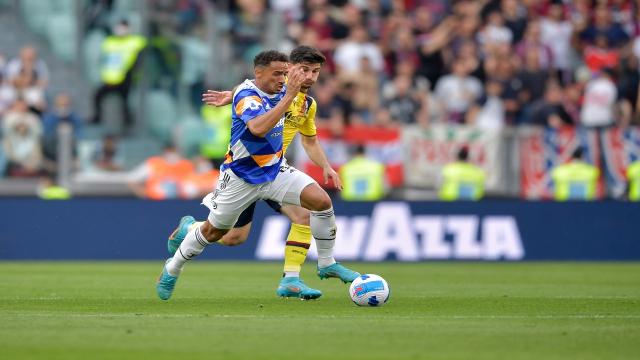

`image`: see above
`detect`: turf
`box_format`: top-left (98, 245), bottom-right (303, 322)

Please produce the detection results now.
top-left (0, 262), bottom-right (639, 360)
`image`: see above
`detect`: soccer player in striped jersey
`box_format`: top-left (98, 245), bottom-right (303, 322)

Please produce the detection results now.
top-left (157, 49), bottom-right (359, 301)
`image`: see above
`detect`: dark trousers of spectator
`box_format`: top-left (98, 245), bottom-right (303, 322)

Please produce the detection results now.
top-left (93, 76), bottom-right (132, 127)
top-left (6, 161), bottom-right (42, 177)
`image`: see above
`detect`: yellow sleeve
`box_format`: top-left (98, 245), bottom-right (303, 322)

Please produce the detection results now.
top-left (299, 98), bottom-right (317, 136)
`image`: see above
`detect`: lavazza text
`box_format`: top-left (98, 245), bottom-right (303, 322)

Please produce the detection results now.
top-left (256, 202), bottom-right (524, 261)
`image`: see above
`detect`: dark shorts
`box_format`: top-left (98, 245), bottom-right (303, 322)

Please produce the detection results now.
top-left (234, 199), bottom-right (282, 228)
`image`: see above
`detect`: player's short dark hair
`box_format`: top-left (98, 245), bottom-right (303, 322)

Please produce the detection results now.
top-left (254, 50), bottom-right (289, 68)
top-left (290, 46), bottom-right (326, 65)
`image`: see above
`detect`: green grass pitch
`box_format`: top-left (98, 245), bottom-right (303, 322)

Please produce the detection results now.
top-left (1, 262), bottom-right (639, 359)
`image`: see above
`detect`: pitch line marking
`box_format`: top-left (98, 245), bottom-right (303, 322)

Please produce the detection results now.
top-left (1, 313), bottom-right (640, 320)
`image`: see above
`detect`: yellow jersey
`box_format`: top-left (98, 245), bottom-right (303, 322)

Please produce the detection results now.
top-left (283, 92), bottom-right (317, 154)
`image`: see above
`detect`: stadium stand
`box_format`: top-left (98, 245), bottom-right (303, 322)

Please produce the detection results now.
top-left (0, 0), bottom-right (639, 201)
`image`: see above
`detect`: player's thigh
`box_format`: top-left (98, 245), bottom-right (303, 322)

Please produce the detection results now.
top-left (267, 161), bottom-right (318, 207)
top-left (299, 183), bottom-right (332, 211)
top-left (203, 169), bottom-right (259, 229)
top-left (219, 201), bottom-right (257, 246)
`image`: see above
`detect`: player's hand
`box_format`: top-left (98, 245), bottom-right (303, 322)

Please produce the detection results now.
top-left (286, 65), bottom-right (305, 95)
top-left (202, 90), bottom-right (233, 106)
top-left (323, 166), bottom-right (342, 190)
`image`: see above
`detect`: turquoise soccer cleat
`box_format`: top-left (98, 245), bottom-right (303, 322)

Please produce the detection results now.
top-left (317, 262), bottom-right (360, 283)
top-left (276, 277), bottom-right (322, 300)
top-left (156, 261), bottom-right (179, 301)
top-left (167, 215), bottom-right (196, 254)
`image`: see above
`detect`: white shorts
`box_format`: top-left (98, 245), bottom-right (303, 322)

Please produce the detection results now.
top-left (202, 159), bottom-right (316, 229)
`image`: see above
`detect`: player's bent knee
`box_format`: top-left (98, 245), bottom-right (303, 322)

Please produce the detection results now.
top-left (313, 193), bottom-right (332, 211)
top-left (200, 221), bottom-right (229, 243)
top-left (300, 184), bottom-right (333, 211)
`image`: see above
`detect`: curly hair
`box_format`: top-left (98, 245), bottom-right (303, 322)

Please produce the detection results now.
top-left (253, 50), bottom-right (289, 67)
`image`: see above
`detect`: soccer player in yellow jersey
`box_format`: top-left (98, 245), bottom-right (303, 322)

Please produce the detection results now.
top-left (168, 46), bottom-right (358, 300)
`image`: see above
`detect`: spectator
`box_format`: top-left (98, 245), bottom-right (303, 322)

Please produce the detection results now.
top-left (517, 47), bottom-right (549, 103)
top-left (439, 146), bottom-right (486, 201)
top-left (515, 20), bottom-right (553, 70)
top-left (385, 23), bottom-right (419, 75)
top-left (580, 5), bottom-right (629, 48)
top-left (584, 34), bottom-right (620, 74)
top-left (331, 80), bottom-right (356, 125)
top-left (270, 0), bottom-right (304, 23)
top-left (304, 5), bottom-right (340, 54)
top-left (580, 68), bottom-right (617, 128)
top-left (562, 82), bottom-right (583, 124)
top-left (37, 175), bottom-right (71, 200)
top-left (0, 71), bottom-right (17, 117)
top-left (180, 156), bottom-right (220, 199)
top-left (617, 55), bottom-right (640, 126)
top-left (309, 77), bottom-right (343, 125)
top-left (333, 25), bottom-right (384, 75)
top-left (501, 0), bottom-right (528, 44)
top-left (230, 0), bottom-right (267, 65)
top-left (2, 98), bottom-right (43, 177)
top-left (627, 160), bottom-right (640, 201)
top-left (540, 2), bottom-right (574, 82)
top-left (489, 54), bottom-right (523, 124)
top-left (127, 143), bottom-right (194, 200)
top-left (456, 40), bottom-right (484, 82)
top-left (93, 134), bottom-right (124, 172)
top-left (339, 144), bottom-right (387, 201)
top-left (93, 20), bottom-right (147, 128)
top-left (362, 0), bottom-right (390, 40)
top-left (434, 59), bottom-right (483, 123)
top-left (478, 10), bottom-right (513, 54)
top-left (41, 93), bottom-right (83, 162)
top-left (384, 74), bottom-right (425, 125)
top-left (466, 79), bottom-right (505, 130)
top-left (340, 56), bottom-right (380, 124)
top-left (5, 47), bottom-right (47, 114)
top-left (371, 108), bottom-right (398, 128)
top-left (5, 46), bottom-right (49, 89)
top-left (551, 147), bottom-right (599, 201)
top-left (522, 81), bottom-right (573, 128)
top-left (415, 14), bottom-right (451, 88)
top-left (200, 102), bottom-right (232, 168)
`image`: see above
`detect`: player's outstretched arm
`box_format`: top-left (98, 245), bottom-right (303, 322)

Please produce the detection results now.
top-left (246, 66), bottom-right (305, 138)
top-left (300, 135), bottom-right (342, 190)
top-left (202, 90), bottom-right (233, 106)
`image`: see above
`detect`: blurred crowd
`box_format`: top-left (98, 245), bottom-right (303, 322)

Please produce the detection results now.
top-left (257, 0), bottom-right (640, 132)
top-left (3, 0), bottom-right (640, 199)
top-left (0, 45), bottom-right (84, 178)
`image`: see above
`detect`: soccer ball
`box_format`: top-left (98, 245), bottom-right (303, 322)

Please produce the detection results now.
top-left (349, 274), bottom-right (390, 307)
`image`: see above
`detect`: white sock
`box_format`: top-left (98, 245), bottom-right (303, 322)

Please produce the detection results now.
top-left (166, 225), bottom-right (210, 276)
top-left (311, 207), bottom-right (337, 268)
top-left (284, 271), bottom-right (299, 278)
